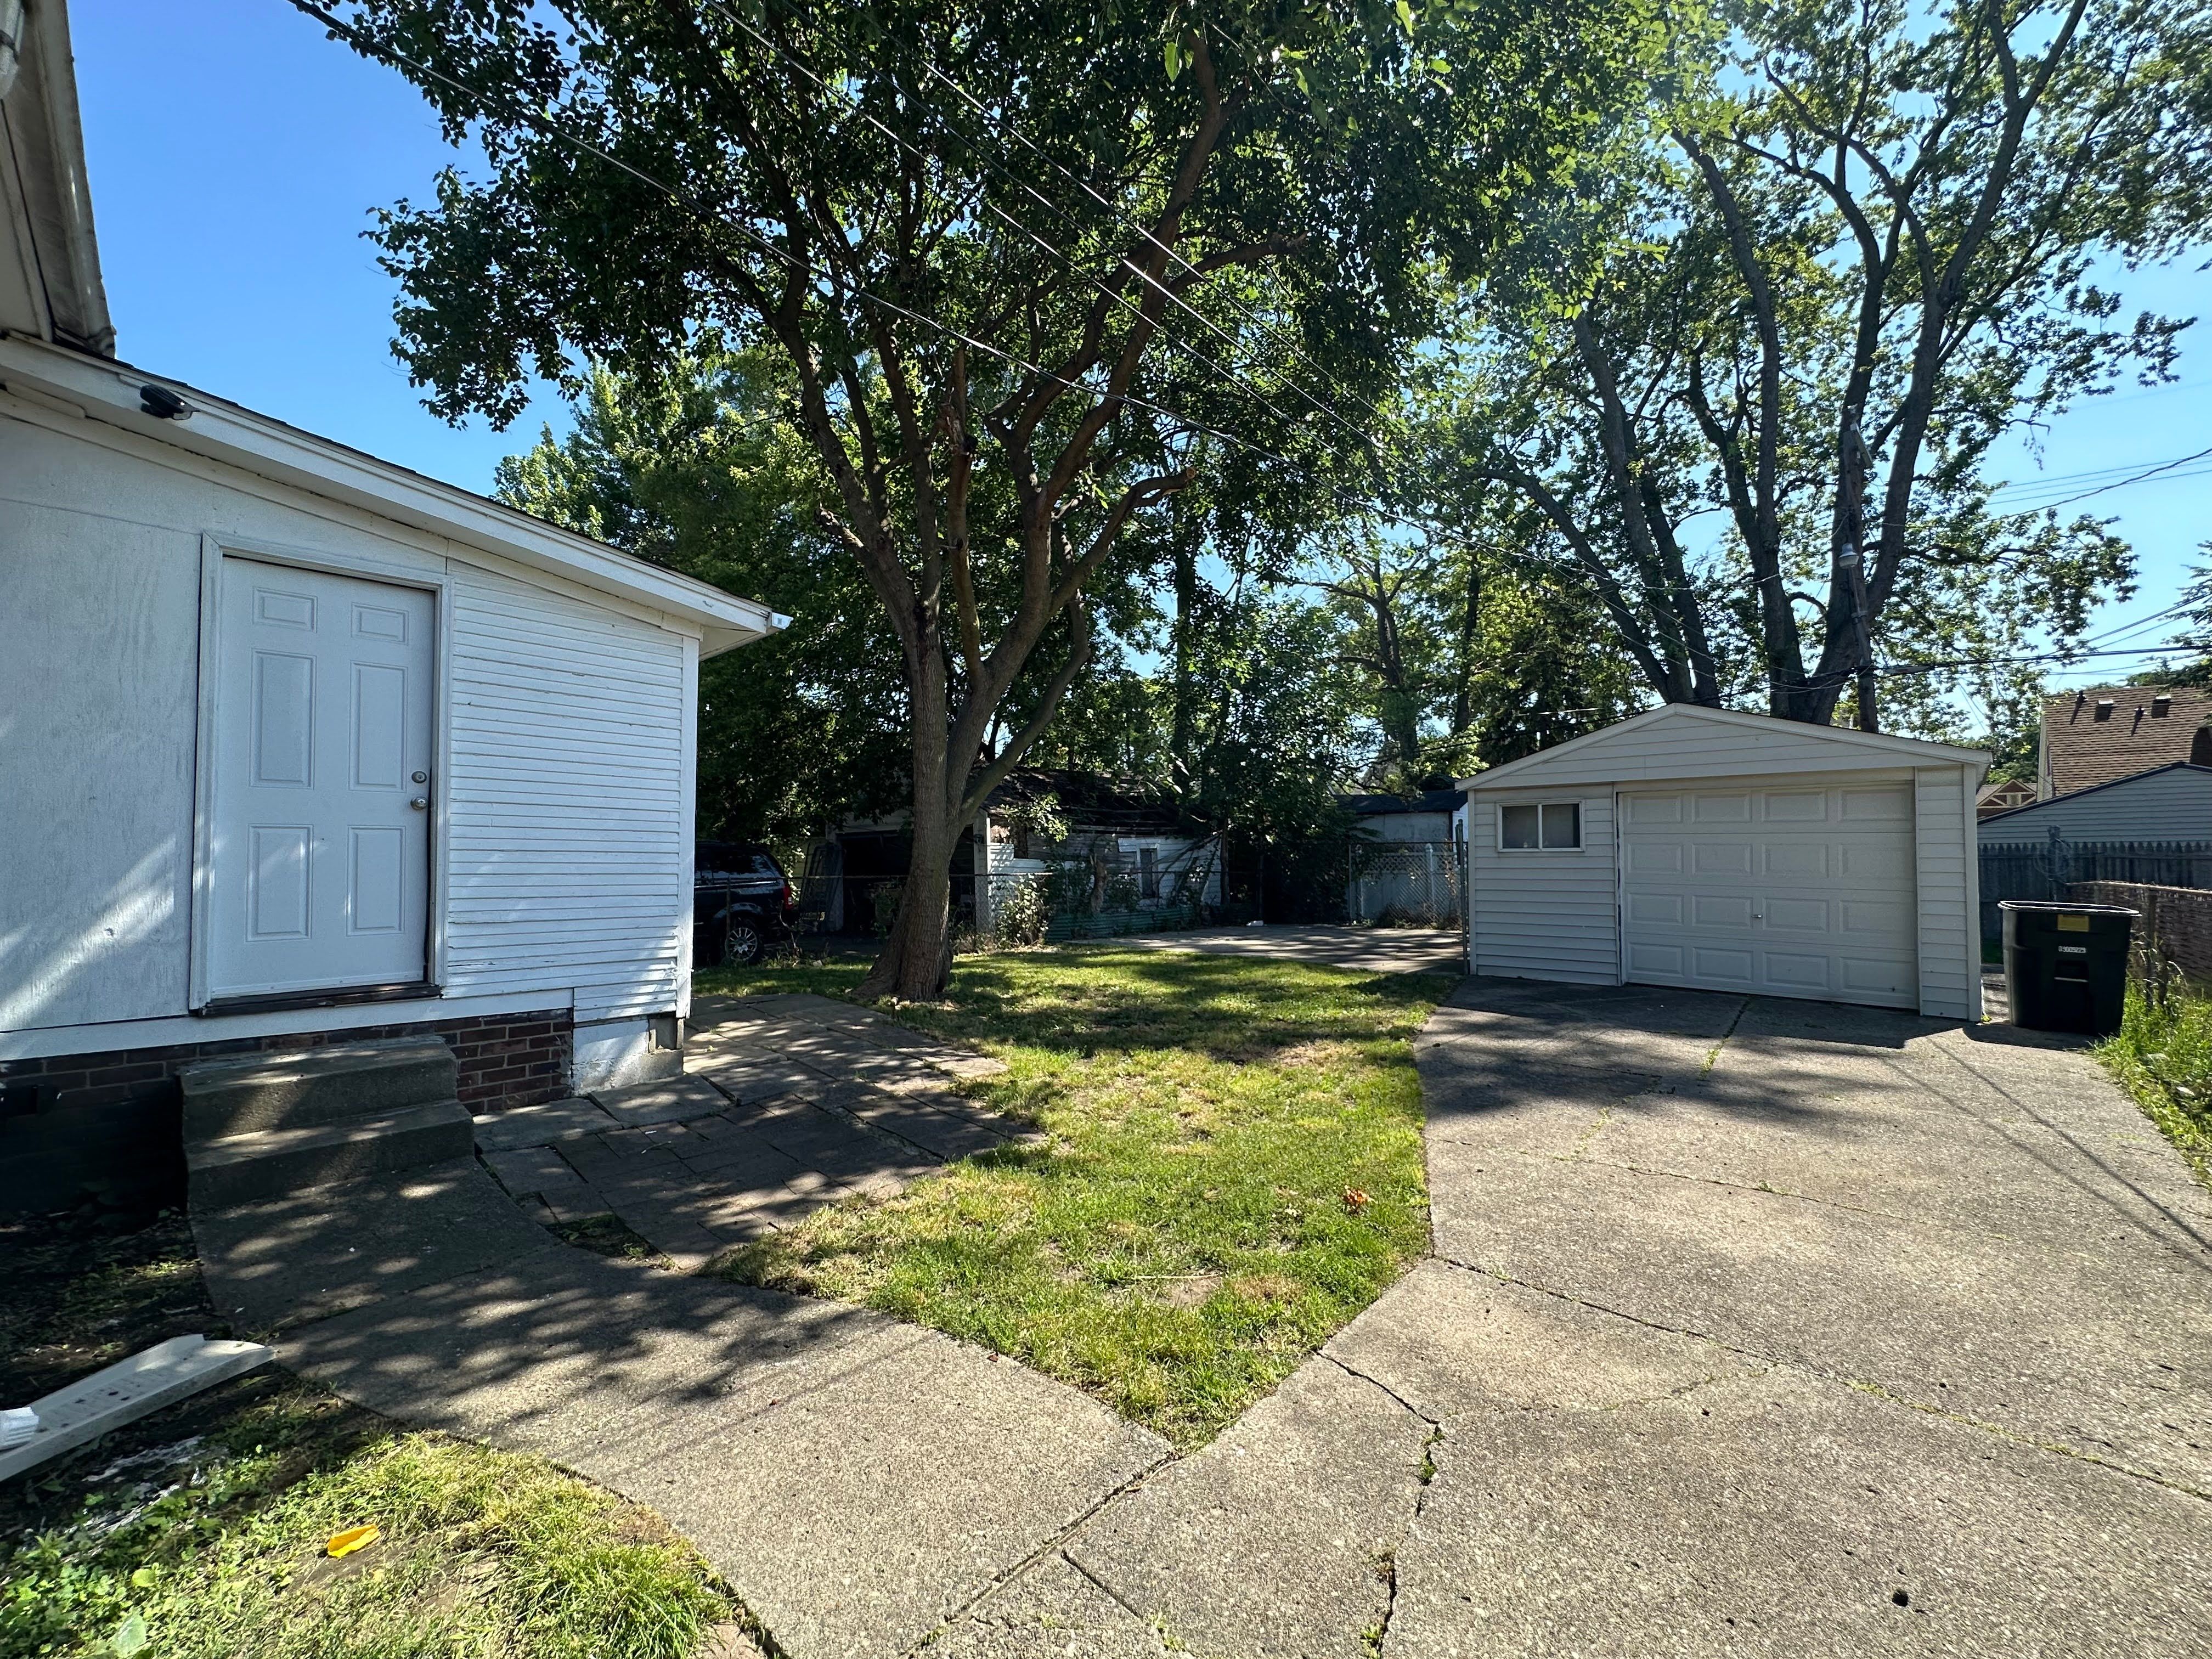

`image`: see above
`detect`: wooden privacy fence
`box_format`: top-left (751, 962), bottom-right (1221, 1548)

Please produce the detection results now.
top-left (1979, 839), bottom-right (2212, 944)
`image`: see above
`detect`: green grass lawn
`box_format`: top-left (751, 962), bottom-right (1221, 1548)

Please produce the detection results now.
top-left (2095, 980), bottom-right (2212, 1190)
top-left (698, 946), bottom-right (1449, 1448)
top-left (1, 1212), bottom-right (742, 1659)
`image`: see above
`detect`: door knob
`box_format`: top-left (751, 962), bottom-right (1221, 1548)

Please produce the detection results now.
top-left (410, 797), bottom-right (428, 811)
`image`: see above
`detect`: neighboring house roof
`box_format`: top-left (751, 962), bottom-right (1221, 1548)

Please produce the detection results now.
top-left (2040, 684), bottom-right (2212, 798)
top-left (1976, 777), bottom-right (2038, 817)
top-left (987, 770), bottom-right (1207, 837)
top-left (1455, 702), bottom-right (1988, 793)
top-left (1342, 789), bottom-right (1463, 817)
top-left (0, 0), bottom-right (112, 354)
top-left (1977, 760), bottom-right (2212, 832)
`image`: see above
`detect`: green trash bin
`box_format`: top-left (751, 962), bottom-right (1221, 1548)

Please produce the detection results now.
top-left (2000, 900), bottom-right (2137, 1037)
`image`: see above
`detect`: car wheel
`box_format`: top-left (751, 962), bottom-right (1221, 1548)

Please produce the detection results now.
top-left (721, 921), bottom-right (764, 966)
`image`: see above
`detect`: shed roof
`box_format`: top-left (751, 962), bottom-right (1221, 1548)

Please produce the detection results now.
top-left (1342, 788), bottom-right (1463, 817)
top-left (988, 769), bottom-right (1207, 836)
top-left (2041, 685), bottom-right (2211, 797)
top-left (1458, 702), bottom-right (1988, 793)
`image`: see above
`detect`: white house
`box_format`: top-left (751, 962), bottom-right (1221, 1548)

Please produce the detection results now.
top-left (967, 771), bottom-right (1221, 936)
top-left (1, 1), bottom-right (777, 1206)
top-left (1977, 761), bottom-right (2212, 847)
top-left (1459, 704), bottom-right (1989, 1019)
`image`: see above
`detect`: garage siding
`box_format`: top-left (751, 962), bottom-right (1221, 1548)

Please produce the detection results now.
top-left (1475, 715), bottom-right (1921, 788)
top-left (1914, 768), bottom-right (1975, 1019)
top-left (1470, 792), bottom-right (1619, 983)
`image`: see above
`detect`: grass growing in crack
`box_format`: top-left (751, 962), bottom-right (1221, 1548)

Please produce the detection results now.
top-left (700, 947), bottom-right (1445, 1448)
top-left (2, 1215), bottom-right (740, 1659)
top-left (2094, 980), bottom-right (2212, 1188)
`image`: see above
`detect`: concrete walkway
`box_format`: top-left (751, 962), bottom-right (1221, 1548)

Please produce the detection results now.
top-left (1104, 922), bottom-right (1464, 977)
top-left (472, 994), bottom-right (1023, 1268)
top-left (193, 997), bottom-right (1169, 1659)
top-left (939, 978), bottom-right (2212, 1656)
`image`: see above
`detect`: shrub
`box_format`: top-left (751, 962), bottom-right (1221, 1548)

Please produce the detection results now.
top-left (869, 879), bottom-right (904, 936)
top-left (993, 876), bottom-right (1052, 947)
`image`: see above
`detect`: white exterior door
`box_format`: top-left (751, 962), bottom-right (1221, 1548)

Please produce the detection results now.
top-left (204, 558), bottom-right (434, 1001)
top-left (1620, 781), bottom-right (1918, 1009)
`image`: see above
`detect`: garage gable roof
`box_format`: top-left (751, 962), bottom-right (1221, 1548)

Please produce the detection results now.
top-left (1458, 703), bottom-right (1988, 793)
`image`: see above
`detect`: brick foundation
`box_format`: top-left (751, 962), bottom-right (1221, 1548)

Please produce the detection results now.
top-left (2068, 881), bottom-right (2212, 984)
top-left (0, 1007), bottom-right (572, 1218)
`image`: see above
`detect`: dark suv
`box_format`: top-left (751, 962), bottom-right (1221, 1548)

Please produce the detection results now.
top-left (694, 842), bottom-right (796, 966)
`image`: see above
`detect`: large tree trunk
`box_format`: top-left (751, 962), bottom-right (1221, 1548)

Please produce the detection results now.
top-left (857, 646), bottom-right (962, 1001)
top-left (861, 798), bottom-right (957, 1000)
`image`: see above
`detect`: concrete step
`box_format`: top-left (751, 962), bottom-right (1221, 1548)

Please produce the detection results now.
top-left (180, 1037), bottom-right (458, 1140)
top-left (187, 1098), bottom-right (472, 1210)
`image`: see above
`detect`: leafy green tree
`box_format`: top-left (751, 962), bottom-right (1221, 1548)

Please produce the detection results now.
top-left (1431, 0), bottom-right (2204, 726)
top-left (495, 346), bottom-right (910, 853)
top-left (304, 0), bottom-right (1671, 996)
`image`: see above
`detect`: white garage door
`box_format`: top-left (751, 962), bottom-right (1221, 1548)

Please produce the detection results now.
top-left (1620, 782), bottom-right (1918, 1008)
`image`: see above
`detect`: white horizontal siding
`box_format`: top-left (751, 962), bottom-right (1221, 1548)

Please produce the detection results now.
top-left (442, 564), bottom-right (687, 1021)
top-left (1914, 768), bottom-right (1974, 1019)
top-left (1977, 766), bottom-right (2212, 845)
top-left (1470, 791), bottom-right (1619, 984)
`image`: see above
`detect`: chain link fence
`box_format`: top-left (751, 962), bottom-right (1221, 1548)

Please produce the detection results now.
top-left (1345, 839), bottom-right (1466, 929)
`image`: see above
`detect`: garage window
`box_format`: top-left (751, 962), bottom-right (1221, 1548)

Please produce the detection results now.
top-left (1500, 802), bottom-right (1581, 850)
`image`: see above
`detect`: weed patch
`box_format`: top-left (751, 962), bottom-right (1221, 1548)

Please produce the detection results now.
top-left (2094, 980), bottom-right (2212, 1188)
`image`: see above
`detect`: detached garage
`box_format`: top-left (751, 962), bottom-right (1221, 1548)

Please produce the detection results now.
top-left (1459, 705), bottom-right (1990, 1019)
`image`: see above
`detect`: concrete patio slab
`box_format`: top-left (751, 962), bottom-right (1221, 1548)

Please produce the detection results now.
top-left (458, 994), bottom-right (1028, 1266)
top-left (590, 1074), bottom-right (735, 1126)
top-left (469, 1094), bottom-right (616, 1152)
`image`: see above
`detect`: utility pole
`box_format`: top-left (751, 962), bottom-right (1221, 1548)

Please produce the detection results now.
top-left (1838, 420), bottom-right (1878, 732)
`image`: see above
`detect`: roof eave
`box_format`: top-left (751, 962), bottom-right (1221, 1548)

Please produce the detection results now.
top-left (0, 332), bottom-right (780, 650)
top-left (1458, 702), bottom-right (1989, 792)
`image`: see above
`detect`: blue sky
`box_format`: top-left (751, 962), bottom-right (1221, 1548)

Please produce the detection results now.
top-left (69, 3), bottom-right (2211, 689)
top-left (72, 2), bottom-right (571, 488)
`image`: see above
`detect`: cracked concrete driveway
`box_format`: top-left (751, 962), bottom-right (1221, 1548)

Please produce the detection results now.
top-left (945, 977), bottom-right (2212, 1657)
